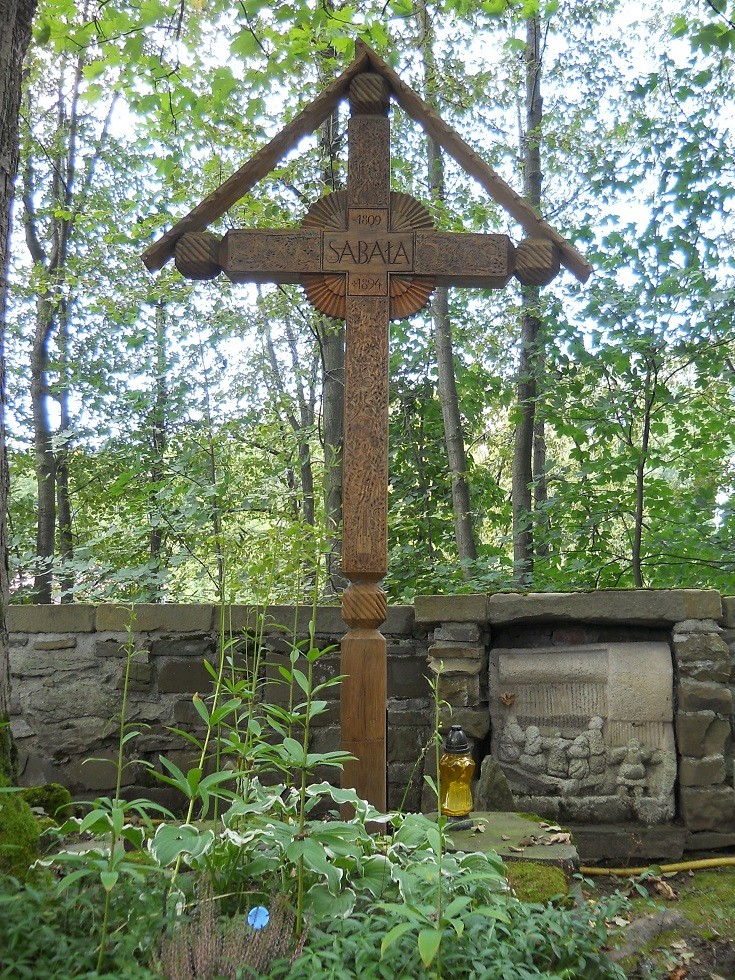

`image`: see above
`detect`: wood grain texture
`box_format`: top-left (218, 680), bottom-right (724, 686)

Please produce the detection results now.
top-left (341, 294), bottom-right (389, 578)
top-left (220, 228), bottom-right (322, 283)
top-left (360, 44), bottom-right (592, 284)
top-left (348, 114), bottom-right (390, 210)
top-left (413, 230), bottom-right (515, 286)
top-left (340, 626), bottom-right (387, 809)
top-left (142, 48), bottom-right (370, 272)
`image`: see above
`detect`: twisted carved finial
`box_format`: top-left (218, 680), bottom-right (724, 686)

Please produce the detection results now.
top-left (342, 581), bottom-right (388, 630)
top-left (175, 232), bottom-right (222, 280)
top-left (349, 73), bottom-right (390, 116)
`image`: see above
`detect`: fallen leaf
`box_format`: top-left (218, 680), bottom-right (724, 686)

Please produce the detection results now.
top-left (501, 835), bottom-right (510, 841)
top-left (508, 845), bottom-right (526, 853)
top-left (544, 832), bottom-right (572, 845)
top-left (667, 967), bottom-right (687, 980)
top-left (538, 822), bottom-right (562, 832)
top-left (500, 692), bottom-right (516, 706)
top-left (516, 836), bottom-right (539, 847)
top-left (653, 878), bottom-right (678, 901)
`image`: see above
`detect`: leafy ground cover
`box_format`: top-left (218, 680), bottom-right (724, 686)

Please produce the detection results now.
top-left (592, 866), bottom-right (735, 979)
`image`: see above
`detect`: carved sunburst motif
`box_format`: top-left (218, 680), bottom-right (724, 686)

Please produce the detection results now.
top-left (301, 190), bottom-right (436, 320)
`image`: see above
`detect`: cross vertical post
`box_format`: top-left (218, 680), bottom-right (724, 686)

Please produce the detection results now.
top-left (339, 73), bottom-right (392, 810)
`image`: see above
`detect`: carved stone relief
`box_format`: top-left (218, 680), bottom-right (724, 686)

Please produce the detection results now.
top-left (488, 643), bottom-right (677, 824)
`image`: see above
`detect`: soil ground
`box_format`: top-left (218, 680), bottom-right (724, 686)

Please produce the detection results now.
top-left (588, 864), bottom-right (735, 979)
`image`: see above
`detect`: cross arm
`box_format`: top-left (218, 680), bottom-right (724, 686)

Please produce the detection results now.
top-left (219, 228), bottom-right (323, 284)
top-left (414, 231), bottom-right (515, 288)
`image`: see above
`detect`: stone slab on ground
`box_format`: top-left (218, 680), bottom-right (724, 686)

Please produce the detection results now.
top-left (439, 811), bottom-right (579, 873)
top-left (567, 823), bottom-right (687, 864)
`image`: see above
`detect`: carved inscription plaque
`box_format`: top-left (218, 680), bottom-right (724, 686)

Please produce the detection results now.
top-left (322, 232), bottom-right (414, 276)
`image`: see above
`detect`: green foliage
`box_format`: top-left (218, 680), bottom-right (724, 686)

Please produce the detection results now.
top-left (0, 871), bottom-right (164, 978)
top-left (20, 782), bottom-right (74, 823)
top-left (0, 729), bottom-right (40, 882)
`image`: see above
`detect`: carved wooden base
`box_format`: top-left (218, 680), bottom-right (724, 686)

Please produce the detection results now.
top-left (340, 580), bottom-right (387, 810)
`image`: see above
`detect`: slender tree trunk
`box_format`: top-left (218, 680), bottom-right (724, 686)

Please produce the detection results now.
top-left (1, 0), bottom-right (37, 776)
top-left (632, 360), bottom-right (656, 588)
top-left (512, 13), bottom-right (544, 584)
top-left (416, 0), bottom-right (478, 572)
top-left (315, 36), bottom-right (346, 595)
top-left (149, 298), bottom-right (167, 594)
top-left (56, 301), bottom-right (74, 601)
top-left (30, 293), bottom-right (57, 602)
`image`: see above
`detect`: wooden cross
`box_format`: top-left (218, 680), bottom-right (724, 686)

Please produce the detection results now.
top-left (143, 42), bottom-right (590, 811)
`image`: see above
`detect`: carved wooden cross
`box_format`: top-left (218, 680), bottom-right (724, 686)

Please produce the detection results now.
top-left (143, 41), bottom-right (590, 810)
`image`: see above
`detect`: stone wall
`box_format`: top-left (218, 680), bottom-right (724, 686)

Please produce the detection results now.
top-left (8, 603), bottom-right (431, 812)
top-left (417, 590), bottom-right (735, 848)
top-left (8, 590), bottom-right (735, 848)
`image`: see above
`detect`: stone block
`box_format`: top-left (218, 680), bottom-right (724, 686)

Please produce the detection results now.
top-left (679, 755), bottom-right (725, 786)
top-left (474, 755), bottom-right (515, 811)
top-left (433, 623), bottom-right (481, 643)
top-left (96, 604), bottom-right (213, 633)
top-left (678, 679), bottom-right (732, 714)
top-left (428, 641), bottom-right (485, 660)
top-left (33, 637), bottom-right (77, 650)
top-left (721, 596), bottom-right (735, 628)
top-left (309, 726), bottom-right (340, 755)
top-left (156, 659), bottom-right (215, 694)
top-left (387, 654), bottom-right (429, 699)
top-left (676, 711), bottom-right (730, 757)
top-left (150, 638), bottom-right (214, 659)
top-left (486, 590), bottom-right (721, 627)
top-left (8, 634), bottom-right (28, 647)
top-left (680, 786), bottom-right (735, 832)
top-left (568, 824), bottom-right (686, 863)
top-left (672, 631), bottom-right (730, 665)
top-left (173, 699), bottom-right (207, 727)
top-left (97, 639), bottom-right (149, 658)
top-left (414, 595), bottom-right (488, 624)
top-left (10, 645), bottom-right (96, 677)
top-left (429, 657), bottom-right (483, 676)
top-left (387, 705), bottom-right (432, 727)
top-left (439, 706), bottom-right (489, 740)
top-left (117, 657), bottom-right (151, 692)
top-left (7, 604), bottom-right (96, 633)
top-left (675, 618), bottom-right (722, 634)
top-left (438, 673), bottom-right (480, 707)
top-left (387, 726), bottom-right (428, 764)
top-left (676, 660), bottom-right (731, 683)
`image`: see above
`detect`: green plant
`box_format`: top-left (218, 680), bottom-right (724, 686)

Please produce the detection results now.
top-left (0, 870), bottom-right (165, 978)
top-left (0, 724), bottom-right (40, 882)
top-left (46, 622), bottom-right (172, 973)
top-left (20, 782), bottom-right (74, 822)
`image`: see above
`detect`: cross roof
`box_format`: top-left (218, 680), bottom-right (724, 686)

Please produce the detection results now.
top-left (142, 39), bottom-right (592, 284)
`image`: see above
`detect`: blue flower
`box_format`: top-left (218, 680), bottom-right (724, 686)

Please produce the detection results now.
top-left (247, 905), bottom-right (270, 930)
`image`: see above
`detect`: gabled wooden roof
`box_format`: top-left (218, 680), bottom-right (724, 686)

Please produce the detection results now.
top-left (142, 39), bottom-right (592, 283)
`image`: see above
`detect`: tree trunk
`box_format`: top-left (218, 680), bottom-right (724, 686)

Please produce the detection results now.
top-left (56, 301), bottom-right (74, 601)
top-left (30, 293), bottom-right (57, 603)
top-left (512, 13), bottom-right (544, 584)
top-left (415, 0), bottom-right (478, 572)
top-left (1, 0), bottom-right (37, 777)
top-left (315, 38), bottom-right (346, 595)
top-left (149, 298), bottom-right (167, 595)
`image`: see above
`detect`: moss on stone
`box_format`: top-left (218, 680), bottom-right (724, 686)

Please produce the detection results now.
top-left (0, 722), bottom-right (41, 880)
top-left (505, 861), bottom-right (568, 904)
top-left (20, 783), bottom-right (73, 822)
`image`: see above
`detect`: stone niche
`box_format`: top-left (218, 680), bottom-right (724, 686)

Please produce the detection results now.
top-left (488, 642), bottom-right (677, 825)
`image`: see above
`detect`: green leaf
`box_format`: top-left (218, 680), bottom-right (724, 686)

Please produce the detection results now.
top-left (380, 920), bottom-right (416, 957)
top-left (418, 927), bottom-right (443, 968)
top-left (100, 870), bottom-right (119, 892)
top-left (148, 823), bottom-right (214, 866)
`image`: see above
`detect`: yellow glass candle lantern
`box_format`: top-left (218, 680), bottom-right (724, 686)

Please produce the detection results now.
top-left (439, 724), bottom-right (475, 818)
